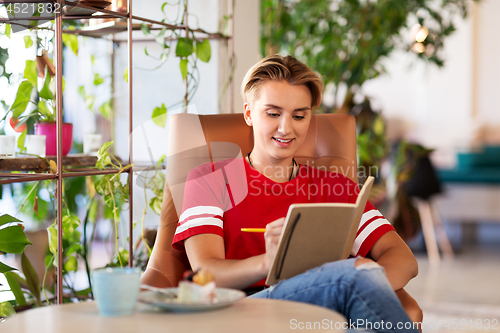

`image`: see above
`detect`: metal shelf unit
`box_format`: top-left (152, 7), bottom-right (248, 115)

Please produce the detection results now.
top-left (0, 0), bottom-right (234, 305)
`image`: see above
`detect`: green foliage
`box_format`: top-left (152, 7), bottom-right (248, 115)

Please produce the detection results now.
top-left (62, 33), bottom-right (78, 56)
top-left (108, 249), bottom-right (129, 267)
top-left (0, 301), bottom-right (16, 319)
top-left (179, 58), bottom-right (188, 80)
top-left (4, 272), bottom-right (27, 306)
top-left (23, 36), bottom-right (33, 49)
top-left (93, 142), bottom-right (131, 267)
top-left (3, 255), bottom-right (44, 309)
top-left (47, 213), bottom-right (83, 272)
top-left (149, 196), bottom-right (163, 215)
top-left (1, 25), bottom-right (68, 133)
top-left (78, 86), bottom-right (95, 112)
top-left (93, 73), bottom-right (104, 86)
top-left (39, 74), bottom-right (54, 100)
top-left (96, 141), bottom-right (113, 169)
top-left (47, 223), bottom-right (57, 258)
top-left (196, 39), bottom-right (211, 63)
top-left (5, 24), bottom-right (12, 39)
top-left (10, 81), bottom-right (34, 120)
top-left (0, 44), bottom-right (10, 86)
top-left (78, 53), bottom-right (113, 119)
top-left (0, 226), bottom-right (31, 254)
top-left (354, 100), bottom-right (389, 170)
top-left (357, 130), bottom-right (386, 167)
top-left (3, 54), bottom-right (58, 132)
top-left (161, 2), bottom-right (169, 13)
top-left (37, 100), bottom-right (52, 120)
top-left (24, 60), bottom-right (37, 86)
top-left (152, 103), bottom-right (167, 128)
top-left (176, 38), bottom-right (194, 58)
top-left (17, 130), bottom-right (27, 151)
top-left (141, 23), bottom-right (151, 35)
top-left (21, 253), bottom-right (41, 306)
top-left (139, 1), bottom-right (216, 125)
top-left (0, 261), bottom-right (17, 274)
top-left (0, 215), bottom-right (35, 311)
top-left (64, 177), bottom-right (86, 213)
top-left (147, 160), bottom-right (166, 215)
top-left (262, 0), bottom-right (475, 107)
top-left (14, 181), bottom-right (47, 223)
top-left (262, 0), bottom-right (474, 180)
top-left (64, 256), bottom-right (78, 272)
top-left (99, 100), bottom-right (112, 119)
top-left (62, 214), bottom-right (80, 235)
top-left (156, 27), bottom-right (169, 48)
top-left (0, 214), bottom-right (21, 227)
top-left (0, 218), bottom-right (31, 254)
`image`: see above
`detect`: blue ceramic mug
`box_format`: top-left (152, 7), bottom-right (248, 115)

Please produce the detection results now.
top-left (91, 267), bottom-right (141, 316)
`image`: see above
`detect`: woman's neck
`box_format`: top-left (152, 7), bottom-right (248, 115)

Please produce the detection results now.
top-left (246, 150), bottom-right (297, 183)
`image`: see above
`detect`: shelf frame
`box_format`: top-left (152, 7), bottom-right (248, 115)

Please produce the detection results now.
top-left (127, 0), bottom-right (133, 271)
top-left (54, 0), bottom-right (64, 304)
top-left (0, 0), bottom-right (235, 305)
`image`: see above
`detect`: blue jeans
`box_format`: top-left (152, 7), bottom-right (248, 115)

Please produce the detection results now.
top-left (250, 258), bottom-right (419, 332)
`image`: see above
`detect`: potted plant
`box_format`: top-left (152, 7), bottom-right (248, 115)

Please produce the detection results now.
top-left (10, 57), bottom-right (72, 156)
top-left (0, 28), bottom-right (75, 156)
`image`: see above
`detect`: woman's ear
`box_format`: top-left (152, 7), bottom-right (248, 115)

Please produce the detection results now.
top-left (243, 103), bottom-right (253, 126)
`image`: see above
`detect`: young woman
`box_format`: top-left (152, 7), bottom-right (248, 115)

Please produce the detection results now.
top-left (172, 55), bottom-right (422, 332)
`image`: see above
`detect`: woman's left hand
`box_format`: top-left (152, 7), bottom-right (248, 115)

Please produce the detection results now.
top-left (263, 217), bottom-right (285, 271)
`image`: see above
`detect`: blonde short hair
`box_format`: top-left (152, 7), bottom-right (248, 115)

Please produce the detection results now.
top-left (241, 55), bottom-right (324, 109)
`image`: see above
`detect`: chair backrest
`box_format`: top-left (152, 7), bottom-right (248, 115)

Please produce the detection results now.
top-left (140, 113), bottom-right (358, 287)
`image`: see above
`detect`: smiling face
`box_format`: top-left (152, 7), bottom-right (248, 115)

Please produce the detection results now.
top-left (244, 80), bottom-right (312, 165)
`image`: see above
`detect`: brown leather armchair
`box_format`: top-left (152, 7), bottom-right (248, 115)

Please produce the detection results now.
top-left (141, 112), bottom-right (422, 324)
top-left (141, 112), bottom-right (357, 287)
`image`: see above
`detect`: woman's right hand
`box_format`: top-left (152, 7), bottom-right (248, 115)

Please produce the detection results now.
top-left (263, 217), bottom-right (285, 271)
top-left (185, 217), bottom-right (286, 289)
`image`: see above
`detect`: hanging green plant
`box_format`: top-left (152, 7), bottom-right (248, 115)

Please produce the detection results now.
top-left (93, 142), bottom-right (132, 267)
top-left (134, 0), bottom-right (221, 129)
top-left (77, 54), bottom-right (112, 120)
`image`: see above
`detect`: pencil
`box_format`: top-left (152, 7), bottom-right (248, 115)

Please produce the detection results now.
top-left (241, 228), bottom-right (266, 233)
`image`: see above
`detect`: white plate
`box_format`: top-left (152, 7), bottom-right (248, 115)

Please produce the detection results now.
top-left (138, 287), bottom-right (246, 312)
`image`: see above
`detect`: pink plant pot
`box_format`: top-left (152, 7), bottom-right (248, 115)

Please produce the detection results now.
top-left (35, 122), bottom-right (73, 156)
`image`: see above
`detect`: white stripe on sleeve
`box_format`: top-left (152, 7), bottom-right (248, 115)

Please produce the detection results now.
top-left (351, 217), bottom-right (391, 256)
top-left (175, 217), bottom-right (223, 235)
top-left (179, 206), bottom-right (224, 223)
top-left (358, 209), bottom-right (384, 230)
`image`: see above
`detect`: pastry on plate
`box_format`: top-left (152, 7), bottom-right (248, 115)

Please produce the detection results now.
top-left (177, 269), bottom-right (216, 303)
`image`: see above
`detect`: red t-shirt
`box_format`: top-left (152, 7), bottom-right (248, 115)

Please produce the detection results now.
top-left (172, 158), bottom-right (394, 287)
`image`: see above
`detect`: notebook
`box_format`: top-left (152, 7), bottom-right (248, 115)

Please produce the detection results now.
top-left (265, 176), bottom-right (374, 285)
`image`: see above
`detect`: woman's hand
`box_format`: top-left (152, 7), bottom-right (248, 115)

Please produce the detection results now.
top-left (263, 217), bottom-right (285, 271)
top-left (185, 217), bottom-right (286, 289)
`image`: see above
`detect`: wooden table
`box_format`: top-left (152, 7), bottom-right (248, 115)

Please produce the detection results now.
top-left (2, 298), bottom-right (346, 333)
